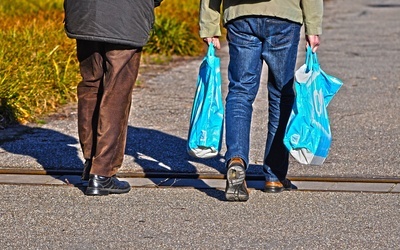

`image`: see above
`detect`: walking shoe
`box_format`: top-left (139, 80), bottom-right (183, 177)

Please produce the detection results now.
top-left (81, 160), bottom-right (92, 181)
top-left (264, 179), bottom-right (296, 193)
top-left (225, 157), bottom-right (249, 202)
top-left (85, 174), bottom-right (131, 196)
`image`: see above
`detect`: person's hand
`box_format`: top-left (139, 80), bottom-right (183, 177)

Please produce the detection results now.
top-left (306, 35), bottom-right (320, 52)
top-left (203, 37), bottom-right (221, 50)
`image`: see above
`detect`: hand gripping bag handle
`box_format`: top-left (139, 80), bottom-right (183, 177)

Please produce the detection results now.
top-left (305, 46), bottom-right (320, 73)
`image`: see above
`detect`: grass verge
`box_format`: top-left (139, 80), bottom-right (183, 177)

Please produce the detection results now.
top-left (0, 0), bottom-right (204, 126)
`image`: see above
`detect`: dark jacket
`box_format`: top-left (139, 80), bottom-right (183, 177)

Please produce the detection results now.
top-left (64, 0), bottom-right (155, 47)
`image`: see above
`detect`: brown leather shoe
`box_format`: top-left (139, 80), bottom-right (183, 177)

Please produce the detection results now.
top-left (264, 179), bottom-right (296, 193)
top-left (225, 157), bottom-right (249, 202)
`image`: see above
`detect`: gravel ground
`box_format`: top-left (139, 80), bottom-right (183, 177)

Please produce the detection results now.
top-left (0, 185), bottom-right (399, 249)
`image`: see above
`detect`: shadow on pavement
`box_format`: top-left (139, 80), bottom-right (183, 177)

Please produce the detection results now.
top-left (126, 126), bottom-right (225, 174)
top-left (126, 126), bottom-right (226, 201)
top-left (0, 125), bottom-right (82, 173)
top-left (0, 125), bottom-right (228, 200)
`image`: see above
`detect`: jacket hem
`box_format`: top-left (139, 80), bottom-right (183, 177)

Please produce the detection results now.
top-left (65, 32), bottom-right (146, 48)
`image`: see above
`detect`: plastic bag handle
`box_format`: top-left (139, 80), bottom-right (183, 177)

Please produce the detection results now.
top-left (207, 43), bottom-right (216, 57)
top-left (305, 46), bottom-right (320, 72)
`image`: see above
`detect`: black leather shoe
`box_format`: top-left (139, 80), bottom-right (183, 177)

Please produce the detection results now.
top-left (85, 174), bottom-right (131, 196)
top-left (81, 160), bottom-right (92, 181)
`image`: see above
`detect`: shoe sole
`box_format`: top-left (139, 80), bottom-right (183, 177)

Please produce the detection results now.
top-left (225, 166), bottom-right (249, 202)
top-left (85, 187), bottom-right (131, 196)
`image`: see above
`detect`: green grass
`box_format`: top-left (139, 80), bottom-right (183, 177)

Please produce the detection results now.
top-left (0, 0), bottom-right (203, 126)
top-left (145, 15), bottom-right (201, 56)
top-left (0, 2), bottom-right (79, 124)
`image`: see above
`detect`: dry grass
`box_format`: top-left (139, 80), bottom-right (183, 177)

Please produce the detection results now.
top-left (0, 0), bottom-right (203, 126)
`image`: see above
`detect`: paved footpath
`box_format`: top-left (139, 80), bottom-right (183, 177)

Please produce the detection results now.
top-left (0, 0), bottom-right (399, 248)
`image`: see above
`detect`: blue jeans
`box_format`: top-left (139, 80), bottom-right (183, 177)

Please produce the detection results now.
top-left (224, 16), bottom-right (301, 182)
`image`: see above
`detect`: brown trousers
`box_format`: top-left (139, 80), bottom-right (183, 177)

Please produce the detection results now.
top-left (76, 40), bottom-right (141, 177)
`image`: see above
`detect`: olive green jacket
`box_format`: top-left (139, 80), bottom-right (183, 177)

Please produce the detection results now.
top-left (199, 0), bottom-right (323, 38)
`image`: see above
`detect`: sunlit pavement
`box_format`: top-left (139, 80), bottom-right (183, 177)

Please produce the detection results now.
top-left (0, 174), bottom-right (399, 193)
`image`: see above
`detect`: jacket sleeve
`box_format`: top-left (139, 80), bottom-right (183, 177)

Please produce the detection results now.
top-left (199, 0), bottom-right (222, 38)
top-left (301, 0), bottom-right (323, 35)
top-left (154, 0), bottom-right (163, 7)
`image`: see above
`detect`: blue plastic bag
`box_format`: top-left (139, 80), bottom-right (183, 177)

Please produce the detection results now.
top-left (187, 44), bottom-right (224, 158)
top-left (283, 47), bottom-right (343, 165)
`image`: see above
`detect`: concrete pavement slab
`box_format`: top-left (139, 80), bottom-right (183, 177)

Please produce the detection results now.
top-left (391, 184), bottom-right (400, 193)
top-left (1, 174), bottom-right (399, 193)
top-left (0, 174), bottom-right (58, 185)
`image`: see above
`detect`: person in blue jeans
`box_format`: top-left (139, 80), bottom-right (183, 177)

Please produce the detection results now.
top-left (199, 0), bottom-right (323, 201)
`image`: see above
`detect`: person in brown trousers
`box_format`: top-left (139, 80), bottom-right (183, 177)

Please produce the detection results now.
top-left (64, 0), bottom-right (162, 196)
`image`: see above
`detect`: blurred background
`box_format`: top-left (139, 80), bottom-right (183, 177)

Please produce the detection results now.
top-left (0, 0), bottom-right (208, 126)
